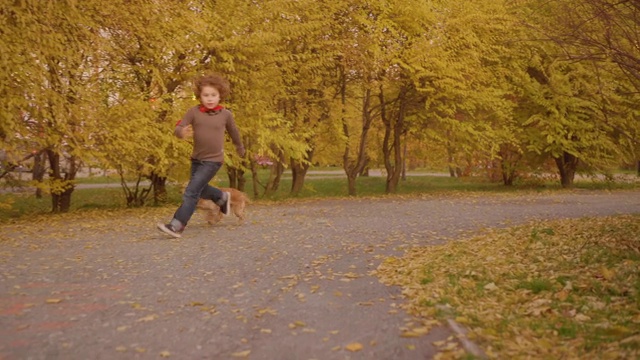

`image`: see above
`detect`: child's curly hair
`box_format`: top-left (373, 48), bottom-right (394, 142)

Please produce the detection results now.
top-left (194, 74), bottom-right (231, 100)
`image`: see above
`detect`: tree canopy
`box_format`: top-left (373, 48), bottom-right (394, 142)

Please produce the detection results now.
top-left (1, 0), bottom-right (638, 211)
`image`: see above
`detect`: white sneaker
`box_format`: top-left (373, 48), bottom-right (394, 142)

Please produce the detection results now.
top-left (220, 191), bottom-right (231, 215)
top-left (156, 222), bottom-right (182, 238)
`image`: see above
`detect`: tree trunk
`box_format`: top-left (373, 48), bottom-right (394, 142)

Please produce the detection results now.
top-left (250, 160), bottom-right (261, 199)
top-left (228, 168), bottom-right (238, 188)
top-left (150, 172), bottom-right (167, 205)
top-left (380, 88), bottom-right (393, 192)
top-left (46, 149), bottom-right (76, 213)
top-left (32, 151), bottom-right (46, 198)
top-left (51, 187), bottom-right (74, 213)
top-left (290, 159), bottom-right (310, 196)
top-left (386, 115), bottom-right (404, 193)
top-left (554, 152), bottom-right (579, 188)
top-left (264, 158), bottom-right (284, 197)
top-left (359, 156), bottom-right (370, 177)
top-left (401, 140), bottom-right (407, 181)
top-left (502, 169), bottom-right (514, 186)
top-left (500, 145), bottom-right (521, 186)
top-left (502, 170), bottom-right (514, 186)
top-left (227, 166), bottom-right (246, 191)
top-left (342, 88), bottom-right (375, 196)
top-left (381, 86), bottom-right (406, 194)
top-left (290, 143), bottom-right (316, 196)
top-left (446, 132), bottom-right (456, 177)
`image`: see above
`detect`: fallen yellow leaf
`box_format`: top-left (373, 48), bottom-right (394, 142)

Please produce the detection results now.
top-left (137, 314), bottom-right (158, 322)
top-left (401, 332), bottom-right (419, 338)
top-left (483, 282), bottom-right (498, 291)
top-left (288, 320), bottom-right (306, 329)
top-left (575, 314), bottom-right (591, 322)
top-left (620, 334), bottom-right (640, 344)
top-left (45, 299), bottom-right (63, 304)
top-left (555, 290), bottom-right (569, 301)
top-left (442, 342), bottom-right (459, 351)
top-left (601, 267), bottom-right (615, 281)
top-left (345, 342), bottom-right (363, 352)
top-left (231, 350), bottom-right (251, 358)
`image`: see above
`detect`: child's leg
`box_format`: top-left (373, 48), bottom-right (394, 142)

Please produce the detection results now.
top-left (200, 184), bottom-right (223, 204)
top-left (200, 185), bottom-right (224, 204)
top-left (201, 185), bottom-right (230, 214)
top-left (171, 160), bottom-right (222, 229)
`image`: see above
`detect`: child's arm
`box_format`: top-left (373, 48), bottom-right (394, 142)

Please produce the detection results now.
top-left (175, 108), bottom-right (195, 139)
top-left (226, 114), bottom-right (245, 157)
top-left (177, 125), bottom-right (193, 139)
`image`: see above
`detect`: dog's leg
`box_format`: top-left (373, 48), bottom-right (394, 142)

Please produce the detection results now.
top-left (205, 208), bottom-right (217, 224)
top-left (234, 203), bottom-right (245, 224)
top-left (213, 210), bottom-right (223, 223)
top-left (206, 204), bottom-right (223, 225)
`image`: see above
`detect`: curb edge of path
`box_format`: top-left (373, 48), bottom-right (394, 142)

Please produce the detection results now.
top-left (436, 305), bottom-right (487, 359)
top-left (445, 318), bottom-right (487, 359)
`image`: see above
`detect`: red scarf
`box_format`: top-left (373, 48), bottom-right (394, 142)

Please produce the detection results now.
top-left (199, 105), bottom-right (224, 113)
top-left (176, 105), bottom-right (225, 125)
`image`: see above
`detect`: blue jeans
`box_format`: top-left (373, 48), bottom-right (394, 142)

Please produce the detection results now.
top-left (172, 159), bottom-right (224, 228)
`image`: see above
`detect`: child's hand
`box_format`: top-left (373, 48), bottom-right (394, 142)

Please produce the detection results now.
top-left (180, 125), bottom-right (193, 138)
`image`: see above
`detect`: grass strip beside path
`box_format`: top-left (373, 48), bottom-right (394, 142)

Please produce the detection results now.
top-left (376, 215), bottom-right (640, 359)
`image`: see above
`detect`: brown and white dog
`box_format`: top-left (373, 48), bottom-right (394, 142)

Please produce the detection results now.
top-left (196, 187), bottom-right (249, 225)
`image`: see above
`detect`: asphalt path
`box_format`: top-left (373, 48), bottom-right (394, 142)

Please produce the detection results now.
top-left (0, 190), bottom-right (638, 359)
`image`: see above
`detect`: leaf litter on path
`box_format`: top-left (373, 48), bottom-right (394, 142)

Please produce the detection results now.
top-left (376, 214), bottom-right (640, 359)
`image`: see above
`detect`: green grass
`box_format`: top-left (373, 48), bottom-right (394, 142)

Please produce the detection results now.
top-left (75, 175), bottom-right (125, 184)
top-left (516, 278), bottom-right (555, 294)
top-left (0, 185), bottom-right (184, 222)
top-left (1, 171), bottom-right (638, 223)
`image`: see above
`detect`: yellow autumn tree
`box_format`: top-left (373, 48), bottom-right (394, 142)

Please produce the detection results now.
top-left (511, 0), bottom-right (640, 186)
top-left (1, 0), bottom-right (107, 212)
top-left (93, 0), bottom-right (213, 205)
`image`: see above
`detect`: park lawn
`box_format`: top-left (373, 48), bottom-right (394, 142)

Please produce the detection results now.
top-left (2, 174), bottom-right (501, 222)
top-left (1, 173), bottom-right (639, 222)
top-left (376, 215), bottom-right (640, 359)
